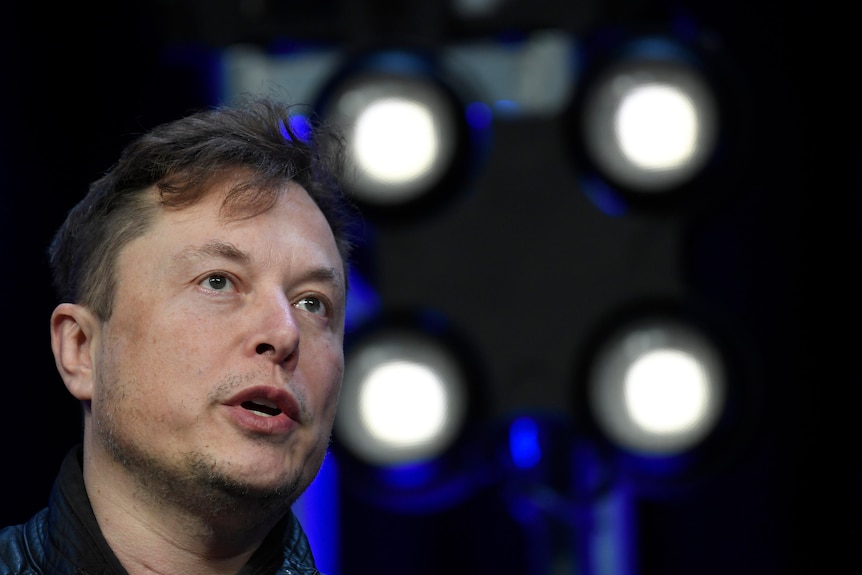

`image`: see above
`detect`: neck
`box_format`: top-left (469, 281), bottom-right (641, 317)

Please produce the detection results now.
top-left (81, 440), bottom-right (289, 575)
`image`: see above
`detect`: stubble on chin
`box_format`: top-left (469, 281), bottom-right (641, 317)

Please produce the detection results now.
top-left (185, 450), bottom-right (305, 517)
top-left (95, 404), bottom-right (302, 523)
top-left (103, 426), bottom-right (303, 522)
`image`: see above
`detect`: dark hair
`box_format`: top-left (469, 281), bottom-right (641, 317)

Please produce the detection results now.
top-left (49, 95), bottom-right (359, 320)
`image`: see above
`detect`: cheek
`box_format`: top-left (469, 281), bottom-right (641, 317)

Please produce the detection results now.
top-left (310, 343), bottom-right (344, 418)
top-left (100, 314), bottom-right (205, 404)
top-left (92, 336), bottom-right (156, 432)
top-left (135, 307), bottom-right (214, 368)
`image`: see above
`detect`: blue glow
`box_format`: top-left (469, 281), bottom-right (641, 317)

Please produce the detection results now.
top-left (624, 451), bottom-right (693, 477)
top-left (590, 480), bottom-right (637, 575)
top-left (465, 101), bottom-right (493, 131)
top-left (378, 460), bottom-right (439, 489)
top-left (509, 416), bottom-right (542, 469)
top-left (345, 269), bottom-right (381, 333)
top-left (493, 99), bottom-right (521, 117)
top-left (581, 174), bottom-right (629, 217)
top-left (367, 461), bottom-right (486, 515)
top-left (287, 113), bottom-right (313, 142)
top-left (277, 114), bottom-right (313, 143)
top-left (292, 451), bottom-right (340, 575)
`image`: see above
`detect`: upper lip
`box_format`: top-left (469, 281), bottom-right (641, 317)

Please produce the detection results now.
top-left (225, 385), bottom-right (301, 422)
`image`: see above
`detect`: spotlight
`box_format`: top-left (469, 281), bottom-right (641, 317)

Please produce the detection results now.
top-left (583, 310), bottom-right (729, 459)
top-left (567, 34), bottom-right (743, 212)
top-left (315, 48), bottom-right (479, 221)
top-left (335, 326), bottom-right (471, 467)
top-left (582, 58), bottom-right (717, 193)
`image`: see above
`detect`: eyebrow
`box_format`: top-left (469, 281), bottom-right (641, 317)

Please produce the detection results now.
top-left (172, 240), bottom-right (346, 296)
top-left (303, 266), bottom-right (347, 298)
top-left (172, 240), bottom-right (252, 267)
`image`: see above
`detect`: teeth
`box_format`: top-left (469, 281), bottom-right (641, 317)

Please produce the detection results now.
top-left (241, 399), bottom-right (282, 417)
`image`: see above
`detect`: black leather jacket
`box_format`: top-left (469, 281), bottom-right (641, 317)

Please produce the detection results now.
top-left (0, 445), bottom-right (323, 575)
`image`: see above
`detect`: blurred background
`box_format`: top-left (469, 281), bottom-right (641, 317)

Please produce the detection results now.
top-left (1, 1), bottom-right (859, 574)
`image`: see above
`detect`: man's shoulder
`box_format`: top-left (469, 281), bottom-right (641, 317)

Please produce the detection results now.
top-left (0, 508), bottom-right (49, 575)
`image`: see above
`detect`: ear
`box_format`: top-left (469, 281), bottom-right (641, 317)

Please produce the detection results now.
top-left (51, 303), bottom-right (101, 401)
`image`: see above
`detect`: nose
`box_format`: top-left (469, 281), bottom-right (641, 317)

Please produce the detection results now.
top-left (252, 290), bottom-right (300, 367)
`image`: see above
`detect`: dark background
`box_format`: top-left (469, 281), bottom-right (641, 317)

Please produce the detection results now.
top-left (2, 1), bottom-right (859, 574)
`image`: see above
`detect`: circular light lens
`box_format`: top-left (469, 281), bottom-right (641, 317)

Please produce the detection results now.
top-left (336, 330), bottom-right (469, 465)
top-left (615, 82), bottom-right (700, 172)
top-left (588, 317), bottom-right (726, 455)
top-left (358, 360), bottom-right (450, 446)
top-left (623, 348), bottom-right (711, 434)
top-left (582, 59), bottom-right (718, 193)
top-left (326, 74), bottom-right (458, 207)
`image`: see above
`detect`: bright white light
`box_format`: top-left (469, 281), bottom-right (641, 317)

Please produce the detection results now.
top-left (352, 97), bottom-right (439, 185)
top-left (323, 72), bottom-right (459, 207)
top-left (335, 330), bottom-right (469, 465)
top-left (615, 83), bottom-right (699, 171)
top-left (581, 56), bottom-right (719, 193)
top-left (624, 349), bottom-right (710, 434)
top-left (358, 360), bottom-right (449, 446)
top-left (587, 317), bottom-right (727, 456)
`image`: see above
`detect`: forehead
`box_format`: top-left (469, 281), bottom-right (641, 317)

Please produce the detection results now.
top-left (128, 181), bottom-right (344, 277)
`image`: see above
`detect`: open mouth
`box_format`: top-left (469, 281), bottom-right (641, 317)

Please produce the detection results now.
top-left (241, 399), bottom-right (282, 417)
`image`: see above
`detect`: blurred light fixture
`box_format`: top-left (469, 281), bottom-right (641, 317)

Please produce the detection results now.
top-left (567, 34), bottom-right (741, 212)
top-left (586, 313), bottom-right (727, 457)
top-left (315, 48), bottom-right (479, 221)
top-left (582, 59), bottom-right (717, 193)
top-left (335, 326), bottom-right (471, 466)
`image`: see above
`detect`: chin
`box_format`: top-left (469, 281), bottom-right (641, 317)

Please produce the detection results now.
top-left (187, 450), bottom-right (301, 500)
top-left (211, 468), bottom-right (306, 507)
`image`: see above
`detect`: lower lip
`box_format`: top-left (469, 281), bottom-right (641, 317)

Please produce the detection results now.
top-left (223, 405), bottom-right (297, 436)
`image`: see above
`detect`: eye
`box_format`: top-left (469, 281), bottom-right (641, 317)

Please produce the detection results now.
top-left (200, 273), bottom-right (235, 292)
top-left (294, 296), bottom-right (328, 317)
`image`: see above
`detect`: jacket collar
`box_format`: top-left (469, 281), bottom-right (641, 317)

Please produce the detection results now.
top-left (41, 445), bottom-right (321, 575)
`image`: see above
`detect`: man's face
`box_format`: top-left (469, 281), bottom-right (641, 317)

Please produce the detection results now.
top-left (90, 182), bottom-right (346, 506)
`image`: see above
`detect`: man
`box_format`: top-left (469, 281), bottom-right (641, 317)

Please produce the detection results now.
top-left (0, 96), bottom-right (358, 574)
